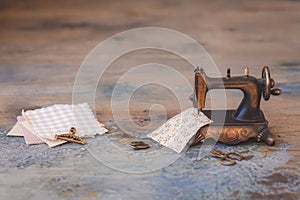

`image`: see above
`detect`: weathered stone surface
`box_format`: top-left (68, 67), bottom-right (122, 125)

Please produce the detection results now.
top-left (0, 0), bottom-right (299, 199)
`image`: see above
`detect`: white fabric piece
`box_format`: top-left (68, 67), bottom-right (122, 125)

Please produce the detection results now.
top-left (7, 122), bottom-right (23, 137)
top-left (147, 108), bottom-right (212, 153)
top-left (24, 103), bottom-right (108, 140)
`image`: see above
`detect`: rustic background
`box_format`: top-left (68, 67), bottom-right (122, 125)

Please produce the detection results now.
top-left (0, 0), bottom-right (299, 199)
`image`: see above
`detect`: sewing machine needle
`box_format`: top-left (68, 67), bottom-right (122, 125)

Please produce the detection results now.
top-left (198, 108), bottom-right (201, 114)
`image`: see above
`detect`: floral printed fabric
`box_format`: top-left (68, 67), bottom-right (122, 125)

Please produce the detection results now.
top-left (147, 108), bottom-right (212, 153)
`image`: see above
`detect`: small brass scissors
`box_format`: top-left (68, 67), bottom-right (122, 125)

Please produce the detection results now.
top-left (55, 127), bottom-right (87, 145)
top-left (210, 150), bottom-right (244, 166)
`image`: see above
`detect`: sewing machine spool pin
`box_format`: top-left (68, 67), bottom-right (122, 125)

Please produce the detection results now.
top-left (192, 66), bottom-right (281, 146)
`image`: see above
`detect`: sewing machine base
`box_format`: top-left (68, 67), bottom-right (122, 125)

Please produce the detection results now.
top-left (191, 110), bottom-right (275, 146)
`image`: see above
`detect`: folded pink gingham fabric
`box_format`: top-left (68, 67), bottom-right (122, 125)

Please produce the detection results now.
top-left (23, 103), bottom-right (107, 140)
top-left (17, 116), bottom-right (44, 145)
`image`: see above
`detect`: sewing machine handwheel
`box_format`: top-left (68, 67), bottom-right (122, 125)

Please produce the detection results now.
top-left (262, 66), bottom-right (271, 101)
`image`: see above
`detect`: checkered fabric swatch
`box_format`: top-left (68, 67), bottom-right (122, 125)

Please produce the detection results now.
top-left (24, 103), bottom-right (108, 140)
top-left (17, 116), bottom-right (44, 145)
top-left (147, 108), bottom-right (212, 153)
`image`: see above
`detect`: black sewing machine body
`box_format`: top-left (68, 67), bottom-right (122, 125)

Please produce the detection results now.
top-left (192, 66), bottom-right (281, 146)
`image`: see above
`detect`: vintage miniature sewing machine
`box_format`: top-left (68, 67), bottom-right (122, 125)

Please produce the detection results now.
top-left (191, 66), bottom-right (281, 146)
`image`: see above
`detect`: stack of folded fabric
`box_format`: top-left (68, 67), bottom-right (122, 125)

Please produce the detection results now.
top-left (7, 103), bottom-right (108, 147)
top-left (7, 103), bottom-right (211, 153)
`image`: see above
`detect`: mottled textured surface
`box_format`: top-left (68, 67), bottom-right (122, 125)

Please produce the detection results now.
top-left (0, 128), bottom-right (299, 200)
top-left (0, 0), bottom-right (300, 199)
